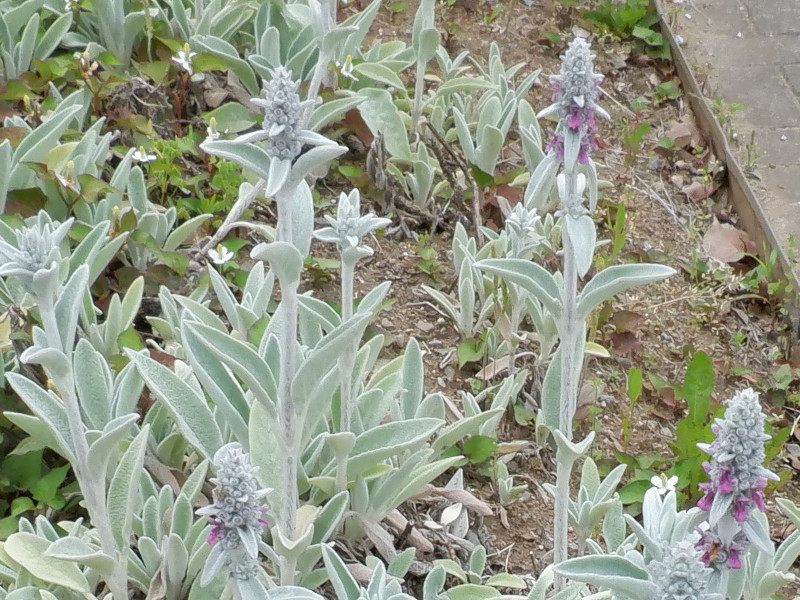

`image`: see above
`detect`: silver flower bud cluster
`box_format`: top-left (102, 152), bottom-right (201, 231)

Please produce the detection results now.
top-left (0, 212), bottom-right (73, 289)
top-left (553, 38), bottom-right (602, 115)
top-left (649, 542), bottom-right (718, 600)
top-left (252, 67), bottom-right (310, 161)
top-left (697, 388), bottom-right (778, 523)
top-left (196, 443), bottom-right (270, 583)
top-left (504, 203), bottom-right (544, 259)
top-left (314, 189), bottom-right (390, 259)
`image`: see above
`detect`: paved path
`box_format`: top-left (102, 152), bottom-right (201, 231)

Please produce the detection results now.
top-left (671, 0), bottom-right (800, 273)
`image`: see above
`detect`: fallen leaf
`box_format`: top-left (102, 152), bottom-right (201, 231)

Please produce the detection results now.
top-left (681, 180), bottom-right (719, 202)
top-left (609, 331), bottom-right (643, 354)
top-left (702, 223), bottom-right (753, 263)
top-left (475, 355), bottom-right (513, 380)
top-left (574, 383), bottom-right (600, 421)
top-left (664, 119), bottom-right (702, 149)
top-left (495, 183), bottom-right (523, 207)
top-left (609, 310), bottom-right (646, 333)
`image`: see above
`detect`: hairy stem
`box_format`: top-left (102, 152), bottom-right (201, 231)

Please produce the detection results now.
top-left (339, 259), bottom-right (355, 432)
top-left (554, 168), bottom-right (581, 592)
top-left (276, 188), bottom-right (299, 544)
top-left (38, 295), bottom-right (128, 600)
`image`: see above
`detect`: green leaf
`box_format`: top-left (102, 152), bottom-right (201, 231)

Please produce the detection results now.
top-left (682, 351), bottom-right (713, 428)
top-left (353, 62), bottom-right (406, 90)
top-left (203, 102), bottom-right (258, 133)
top-left (444, 583), bottom-right (500, 600)
top-left (308, 96), bottom-right (364, 132)
top-left (127, 351), bottom-right (223, 460)
top-left (577, 263), bottom-right (676, 321)
top-left (200, 139), bottom-right (274, 181)
top-left (554, 555), bottom-right (653, 599)
top-left (73, 339), bottom-right (112, 429)
top-left (457, 339), bottom-right (484, 367)
top-left (462, 436), bottom-right (496, 464)
top-left (357, 88), bottom-right (410, 160)
top-left (475, 258), bottom-right (563, 320)
top-left (31, 464), bottom-right (69, 504)
top-left (107, 425), bottom-right (149, 549)
top-left (347, 418), bottom-right (443, 478)
top-left (627, 367), bottom-right (643, 404)
top-left (3, 532), bottom-right (90, 592)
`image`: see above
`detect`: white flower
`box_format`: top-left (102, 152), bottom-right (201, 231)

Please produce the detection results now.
top-left (336, 55), bottom-right (359, 82)
top-left (650, 473), bottom-right (679, 496)
top-left (132, 147), bottom-right (157, 163)
top-left (64, 0), bottom-right (80, 10)
top-left (172, 44), bottom-right (197, 76)
top-left (208, 244), bottom-right (234, 265)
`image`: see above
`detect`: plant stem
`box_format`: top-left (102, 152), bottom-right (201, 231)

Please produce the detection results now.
top-left (38, 295), bottom-right (128, 600)
top-left (339, 258), bottom-right (355, 432)
top-left (274, 187), bottom-right (300, 547)
top-left (411, 59), bottom-right (426, 135)
top-left (303, 51), bottom-right (331, 127)
top-left (553, 168), bottom-right (581, 592)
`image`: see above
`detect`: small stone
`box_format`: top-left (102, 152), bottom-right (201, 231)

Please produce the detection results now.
top-left (685, 13), bottom-right (691, 19)
top-left (380, 318), bottom-right (394, 328)
top-left (417, 320), bottom-right (434, 333)
top-left (780, 135), bottom-right (788, 141)
top-left (735, 31), bottom-right (742, 38)
top-left (675, 35), bottom-right (686, 45)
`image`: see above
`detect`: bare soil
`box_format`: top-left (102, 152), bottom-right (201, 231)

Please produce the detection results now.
top-left (318, 0), bottom-right (800, 593)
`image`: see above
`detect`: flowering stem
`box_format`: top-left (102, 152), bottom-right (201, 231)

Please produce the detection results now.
top-left (554, 166), bottom-right (582, 592)
top-left (276, 188), bottom-right (300, 542)
top-left (339, 258), bottom-right (355, 432)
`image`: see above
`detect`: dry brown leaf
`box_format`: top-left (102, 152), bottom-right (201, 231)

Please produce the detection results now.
top-left (346, 563), bottom-right (375, 584)
top-left (574, 383), bottom-right (599, 421)
top-left (702, 223), bottom-right (753, 263)
top-left (475, 354), bottom-right (512, 380)
top-left (431, 488), bottom-right (493, 516)
top-left (664, 119), bottom-right (701, 149)
top-left (681, 180), bottom-right (719, 202)
top-left (609, 310), bottom-right (646, 333)
top-left (362, 519), bottom-right (397, 563)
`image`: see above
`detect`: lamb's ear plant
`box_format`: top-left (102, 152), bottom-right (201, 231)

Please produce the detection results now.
top-left (0, 2), bottom-right (73, 80)
top-left (556, 388), bottom-right (799, 600)
top-left (313, 188), bottom-right (390, 432)
top-left (0, 213), bottom-right (146, 600)
top-left (476, 38), bottom-right (675, 588)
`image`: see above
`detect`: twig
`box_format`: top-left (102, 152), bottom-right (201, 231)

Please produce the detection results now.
top-left (598, 85), bottom-right (637, 120)
top-left (424, 121), bottom-right (483, 243)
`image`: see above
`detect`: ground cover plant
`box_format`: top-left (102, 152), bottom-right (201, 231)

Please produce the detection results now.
top-left (1, 0), bottom-right (799, 599)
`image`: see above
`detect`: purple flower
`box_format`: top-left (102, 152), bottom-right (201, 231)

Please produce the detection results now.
top-left (537, 37), bottom-right (609, 165)
top-left (696, 388), bottom-right (778, 526)
top-left (196, 443), bottom-right (271, 584)
top-left (695, 527), bottom-right (750, 570)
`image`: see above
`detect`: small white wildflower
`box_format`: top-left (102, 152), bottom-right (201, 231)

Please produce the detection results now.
top-left (208, 244), bottom-right (234, 265)
top-left (336, 55), bottom-right (359, 82)
top-left (172, 43), bottom-right (197, 76)
top-left (650, 473), bottom-right (679, 496)
top-left (205, 117), bottom-right (227, 142)
top-left (132, 147), bottom-right (157, 163)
